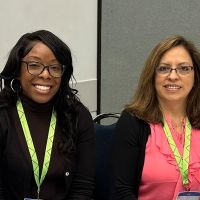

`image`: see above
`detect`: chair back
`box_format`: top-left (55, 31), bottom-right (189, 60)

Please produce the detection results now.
top-left (93, 113), bottom-right (120, 200)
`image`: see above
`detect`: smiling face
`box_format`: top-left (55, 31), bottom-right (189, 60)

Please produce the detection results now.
top-left (155, 45), bottom-right (194, 108)
top-left (19, 42), bottom-right (61, 103)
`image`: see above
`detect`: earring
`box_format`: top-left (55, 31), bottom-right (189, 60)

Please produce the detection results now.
top-left (10, 79), bottom-right (20, 93)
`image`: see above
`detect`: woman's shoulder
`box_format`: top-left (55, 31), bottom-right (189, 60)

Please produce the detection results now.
top-left (74, 101), bottom-right (93, 126)
top-left (75, 101), bottom-right (91, 117)
top-left (120, 110), bottom-right (148, 126)
top-left (116, 110), bottom-right (151, 139)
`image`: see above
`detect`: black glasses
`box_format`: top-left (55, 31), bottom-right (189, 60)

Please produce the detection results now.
top-left (156, 65), bottom-right (194, 76)
top-left (21, 61), bottom-right (66, 78)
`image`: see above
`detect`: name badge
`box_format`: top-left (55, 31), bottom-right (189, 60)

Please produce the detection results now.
top-left (176, 191), bottom-right (200, 200)
top-left (24, 198), bottom-right (43, 200)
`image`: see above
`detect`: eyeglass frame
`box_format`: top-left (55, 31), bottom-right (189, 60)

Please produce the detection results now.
top-left (155, 65), bottom-right (194, 76)
top-left (21, 60), bottom-right (66, 78)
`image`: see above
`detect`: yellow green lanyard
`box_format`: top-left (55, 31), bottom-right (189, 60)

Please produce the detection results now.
top-left (163, 118), bottom-right (191, 189)
top-left (16, 99), bottom-right (57, 199)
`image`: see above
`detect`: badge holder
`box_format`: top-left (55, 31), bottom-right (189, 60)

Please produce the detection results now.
top-left (24, 198), bottom-right (43, 200)
top-left (176, 191), bottom-right (200, 200)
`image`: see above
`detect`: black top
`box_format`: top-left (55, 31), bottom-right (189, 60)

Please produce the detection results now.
top-left (110, 111), bottom-right (150, 200)
top-left (0, 96), bottom-right (95, 200)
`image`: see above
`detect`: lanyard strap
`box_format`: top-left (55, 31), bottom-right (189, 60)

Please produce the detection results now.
top-left (16, 99), bottom-right (56, 197)
top-left (163, 118), bottom-right (191, 187)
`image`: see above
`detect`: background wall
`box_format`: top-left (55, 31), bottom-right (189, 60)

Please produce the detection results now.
top-left (0, 0), bottom-right (97, 115)
top-left (101, 0), bottom-right (200, 114)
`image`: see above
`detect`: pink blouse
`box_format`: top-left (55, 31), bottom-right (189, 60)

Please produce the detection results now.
top-left (138, 117), bottom-right (200, 200)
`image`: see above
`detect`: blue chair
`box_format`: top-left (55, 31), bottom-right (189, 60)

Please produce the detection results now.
top-left (93, 113), bottom-right (120, 200)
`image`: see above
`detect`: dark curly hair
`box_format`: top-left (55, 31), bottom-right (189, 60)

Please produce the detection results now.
top-left (0, 29), bottom-right (80, 154)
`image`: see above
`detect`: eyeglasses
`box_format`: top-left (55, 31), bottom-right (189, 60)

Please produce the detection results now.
top-left (156, 65), bottom-right (194, 76)
top-left (21, 61), bottom-right (66, 78)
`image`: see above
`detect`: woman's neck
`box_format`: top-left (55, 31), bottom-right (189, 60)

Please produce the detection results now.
top-left (160, 99), bottom-right (186, 117)
top-left (160, 101), bottom-right (186, 133)
top-left (19, 93), bottom-right (55, 113)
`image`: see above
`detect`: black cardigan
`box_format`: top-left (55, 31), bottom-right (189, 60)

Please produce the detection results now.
top-left (0, 97), bottom-right (95, 200)
top-left (111, 111), bottom-right (150, 200)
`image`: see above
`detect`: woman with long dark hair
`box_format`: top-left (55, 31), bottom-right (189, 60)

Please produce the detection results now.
top-left (0, 30), bottom-right (95, 200)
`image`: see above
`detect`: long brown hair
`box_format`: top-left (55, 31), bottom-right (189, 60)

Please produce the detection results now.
top-left (125, 35), bottom-right (200, 128)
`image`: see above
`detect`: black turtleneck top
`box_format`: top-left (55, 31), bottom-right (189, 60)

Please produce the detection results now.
top-left (0, 95), bottom-right (95, 200)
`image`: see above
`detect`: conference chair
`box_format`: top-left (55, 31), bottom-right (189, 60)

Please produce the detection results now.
top-left (93, 113), bottom-right (120, 200)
